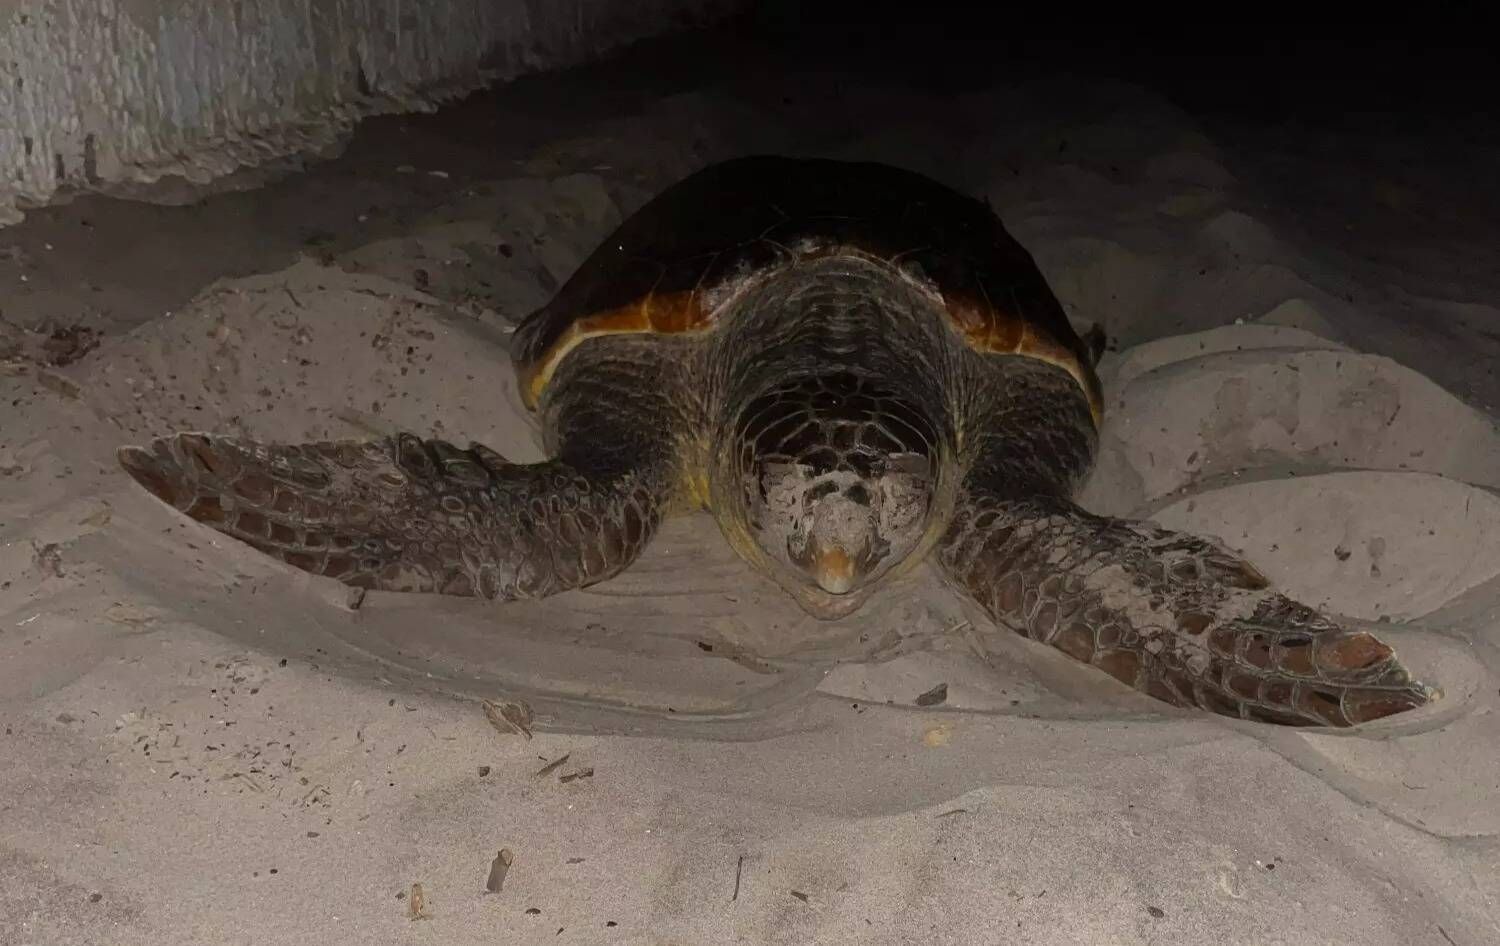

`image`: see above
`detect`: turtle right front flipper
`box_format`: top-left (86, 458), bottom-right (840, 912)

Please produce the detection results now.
top-left (118, 430), bottom-right (666, 601)
top-left (937, 490), bottom-right (1438, 727)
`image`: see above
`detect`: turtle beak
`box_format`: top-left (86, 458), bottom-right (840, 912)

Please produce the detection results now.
top-left (808, 538), bottom-right (857, 595)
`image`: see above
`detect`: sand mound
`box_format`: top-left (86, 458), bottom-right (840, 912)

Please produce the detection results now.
top-left (1079, 328), bottom-right (1500, 516)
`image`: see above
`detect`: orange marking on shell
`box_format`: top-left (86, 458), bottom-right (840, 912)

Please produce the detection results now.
top-left (521, 291), bottom-right (712, 409)
top-left (646, 291), bottom-right (712, 334)
top-left (991, 308), bottom-right (1027, 353)
top-left (945, 294), bottom-right (1104, 429)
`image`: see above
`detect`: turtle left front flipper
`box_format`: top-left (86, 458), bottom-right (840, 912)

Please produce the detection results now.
top-left (937, 489), bottom-right (1437, 726)
top-left (118, 431), bottom-right (665, 600)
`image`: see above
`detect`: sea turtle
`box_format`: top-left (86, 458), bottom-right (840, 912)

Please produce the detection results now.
top-left (118, 156), bottom-right (1436, 727)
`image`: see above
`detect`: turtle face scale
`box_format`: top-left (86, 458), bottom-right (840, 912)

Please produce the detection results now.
top-left (731, 372), bottom-right (940, 617)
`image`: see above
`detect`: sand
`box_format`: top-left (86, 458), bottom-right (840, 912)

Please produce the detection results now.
top-left (2, 49), bottom-right (1498, 946)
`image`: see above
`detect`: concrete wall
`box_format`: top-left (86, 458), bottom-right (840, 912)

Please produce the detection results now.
top-left (0, 0), bottom-right (738, 225)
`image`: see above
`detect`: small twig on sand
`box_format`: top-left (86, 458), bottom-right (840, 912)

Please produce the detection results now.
top-left (407, 882), bottom-right (429, 920)
top-left (731, 855), bottom-right (744, 902)
top-left (534, 753), bottom-right (570, 778)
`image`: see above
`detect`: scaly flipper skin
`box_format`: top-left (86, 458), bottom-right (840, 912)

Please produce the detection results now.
top-left (118, 431), bottom-right (664, 600)
top-left (938, 492), bottom-right (1436, 727)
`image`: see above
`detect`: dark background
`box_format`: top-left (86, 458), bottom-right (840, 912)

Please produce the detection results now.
top-left (738, 3), bottom-right (1496, 118)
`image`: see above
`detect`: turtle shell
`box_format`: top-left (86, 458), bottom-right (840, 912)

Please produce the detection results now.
top-left (513, 156), bottom-right (1102, 422)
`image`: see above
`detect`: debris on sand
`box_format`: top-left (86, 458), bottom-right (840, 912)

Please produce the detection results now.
top-left (407, 882), bottom-right (429, 920)
top-left (534, 753), bottom-right (570, 778)
top-left (482, 698), bottom-right (533, 740)
top-left (0, 321), bottom-right (99, 368)
top-left (485, 849), bottom-right (515, 894)
top-left (31, 541), bottom-right (63, 578)
top-left (41, 325), bottom-right (101, 366)
top-left (915, 683), bottom-right (948, 707)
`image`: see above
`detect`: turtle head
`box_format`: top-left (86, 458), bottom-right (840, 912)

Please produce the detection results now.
top-left (756, 452), bottom-right (933, 600)
top-left (727, 373), bottom-right (941, 619)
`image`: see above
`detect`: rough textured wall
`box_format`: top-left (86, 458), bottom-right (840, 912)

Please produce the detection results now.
top-left (0, 0), bottom-right (738, 225)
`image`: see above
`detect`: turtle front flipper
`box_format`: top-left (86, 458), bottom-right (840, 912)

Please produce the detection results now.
top-left (937, 492), bottom-right (1437, 727)
top-left (118, 431), bottom-right (665, 600)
